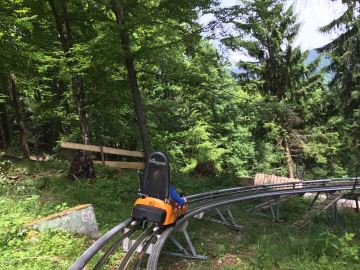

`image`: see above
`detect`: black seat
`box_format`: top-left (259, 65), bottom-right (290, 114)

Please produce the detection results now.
top-left (139, 152), bottom-right (170, 200)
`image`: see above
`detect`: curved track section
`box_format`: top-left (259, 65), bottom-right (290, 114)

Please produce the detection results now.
top-left (93, 224), bottom-right (140, 270)
top-left (147, 178), bottom-right (359, 270)
top-left (69, 218), bottom-right (131, 270)
top-left (69, 177), bottom-right (359, 270)
top-left (117, 227), bottom-right (155, 269)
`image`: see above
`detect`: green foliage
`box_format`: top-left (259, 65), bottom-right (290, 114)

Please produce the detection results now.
top-left (0, 0), bottom-right (359, 179)
top-left (180, 196), bottom-right (360, 270)
top-left (0, 195), bottom-right (89, 270)
top-left (0, 158), bottom-right (243, 269)
top-left (314, 0), bottom-right (360, 178)
top-left (215, 0), bottom-right (360, 178)
top-left (313, 231), bottom-right (359, 262)
top-left (1, 159), bottom-right (360, 269)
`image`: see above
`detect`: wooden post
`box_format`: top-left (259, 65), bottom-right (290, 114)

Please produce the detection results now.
top-left (100, 146), bottom-right (105, 165)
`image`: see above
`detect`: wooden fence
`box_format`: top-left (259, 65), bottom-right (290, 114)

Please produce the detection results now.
top-left (60, 142), bottom-right (145, 169)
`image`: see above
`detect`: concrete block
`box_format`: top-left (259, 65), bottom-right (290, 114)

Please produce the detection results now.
top-left (27, 204), bottom-right (99, 238)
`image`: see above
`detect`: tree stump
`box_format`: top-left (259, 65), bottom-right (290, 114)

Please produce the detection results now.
top-left (68, 151), bottom-right (96, 180)
top-left (194, 161), bottom-right (217, 177)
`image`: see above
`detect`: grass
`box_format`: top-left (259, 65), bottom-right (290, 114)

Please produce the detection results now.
top-left (0, 157), bottom-right (359, 269)
top-left (161, 202), bottom-right (360, 270)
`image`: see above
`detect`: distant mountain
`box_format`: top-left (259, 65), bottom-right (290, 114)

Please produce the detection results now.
top-left (306, 49), bottom-right (331, 68)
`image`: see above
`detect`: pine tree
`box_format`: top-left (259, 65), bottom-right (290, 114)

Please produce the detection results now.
top-left (319, 0), bottom-right (360, 118)
top-left (219, 0), bottom-right (325, 177)
top-left (318, 0), bottom-right (360, 176)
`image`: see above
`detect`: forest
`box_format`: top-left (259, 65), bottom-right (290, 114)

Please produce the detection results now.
top-left (1, 0), bottom-right (360, 269)
top-left (1, 0), bottom-right (359, 179)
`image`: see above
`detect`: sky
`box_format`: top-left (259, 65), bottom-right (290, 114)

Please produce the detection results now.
top-left (291, 0), bottom-right (347, 50)
top-left (200, 0), bottom-right (348, 64)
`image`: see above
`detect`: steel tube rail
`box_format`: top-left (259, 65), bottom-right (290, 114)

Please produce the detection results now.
top-left (188, 182), bottom-right (355, 208)
top-left (183, 184), bottom-right (359, 224)
top-left (69, 218), bottom-right (131, 270)
top-left (147, 183), bottom-right (360, 270)
top-left (70, 177), bottom-right (359, 270)
top-left (187, 177), bottom-right (357, 202)
top-left (146, 227), bottom-right (174, 270)
top-left (93, 225), bottom-right (140, 270)
top-left (117, 228), bottom-right (155, 269)
top-left (133, 233), bottom-right (158, 270)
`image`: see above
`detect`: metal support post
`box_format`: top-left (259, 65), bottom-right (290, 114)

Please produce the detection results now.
top-left (162, 230), bottom-right (207, 260)
top-left (247, 196), bottom-right (286, 222)
top-left (227, 205), bottom-right (237, 225)
top-left (215, 208), bottom-right (227, 223)
top-left (183, 230), bottom-right (197, 256)
top-left (276, 196), bottom-right (280, 222)
top-left (308, 192), bottom-right (320, 210)
top-left (205, 207), bottom-right (243, 231)
top-left (331, 203), bottom-right (338, 224)
top-left (268, 200), bottom-right (276, 222)
top-left (169, 236), bottom-right (190, 256)
top-left (268, 197), bottom-right (281, 222)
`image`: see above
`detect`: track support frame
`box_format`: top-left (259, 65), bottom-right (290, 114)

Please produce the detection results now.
top-left (247, 196), bottom-right (282, 222)
top-left (203, 205), bottom-right (243, 231)
top-left (162, 229), bottom-right (207, 260)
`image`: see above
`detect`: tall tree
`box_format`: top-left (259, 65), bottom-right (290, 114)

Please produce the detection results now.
top-left (319, 0), bottom-right (360, 118)
top-left (106, 0), bottom-right (218, 159)
top-left (111, 0), bottom-right (152, 158)
top-left (318, 0), bottom-right (360, 176)
top-left (219, 0), bottom-right (324, 177)
top-left (8, 74), bottom-right (30, 158)
top-left (0, 0), bottom-right (34, 157)
top-left (47, 0), bottom-right (90, 145)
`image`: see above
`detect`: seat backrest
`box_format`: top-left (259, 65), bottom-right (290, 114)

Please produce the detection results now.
top-left (140, 152), bottom-right (170, 200)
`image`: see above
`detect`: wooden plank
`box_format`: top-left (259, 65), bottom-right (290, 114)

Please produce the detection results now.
top-left (101, 146), bottom-right (144, 158)
top-left (254, 173), bottom-right (262, 185)
top-left (100, 146), bottom-right (105, 165)
top-left (282, 177), bottom-right (287, 189)
top-left (255, 173), bottom-right (304, 186)
top-left (93, 161), bottom-right (145, 169)
top-left (254, 173), bottom-right (259, 185)
top-left (60, 142), bottom-right (144, 158)
top-left (262, 173), bottom-right (267, 184)
top-left (61, 142), bottom-right (101, 152)
top-left (259, 173), bottom-right (265, 185)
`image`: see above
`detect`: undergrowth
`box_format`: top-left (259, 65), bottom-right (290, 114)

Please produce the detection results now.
top-left (0, 158), bottom-right (359, 269)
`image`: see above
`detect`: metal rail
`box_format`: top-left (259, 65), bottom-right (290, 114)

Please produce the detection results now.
top-left (187, 177), bottom-right (357, 203)
top-left (117, 227), bottom-right (155, 269)
top-left (133, 232), bottom-right (158, 270)
top-left (69, 177), bottom-right (359, 270)
top-left (69, 218), bottom-right (131, 270)
top-left (93, 225), bottom-right (140, 270)
top-left (146, 181), bottom-right (360, 270)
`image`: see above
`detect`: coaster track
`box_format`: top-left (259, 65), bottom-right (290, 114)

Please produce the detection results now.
top-left (69, 177), bottom-right (359, 270)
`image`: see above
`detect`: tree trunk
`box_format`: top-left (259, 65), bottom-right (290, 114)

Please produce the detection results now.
top-left (112, 0), bottom-right (152, 159)
top-left (48, 0), bottom-right (70, 52)
top-left (48, 0), bottom-right (94, 179)
top-left (0, 103), bottom-right (10, 148)
top-left (283, 135), bottom-right (294, 179)
top-left (72, 75), bottom-right (89, 145)
top-left (0, 121), bottom-right (6, 149)
top-left (9, 74), bottom-right (30, 159)
top-left (48, 0), bottom-right (90, 144)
